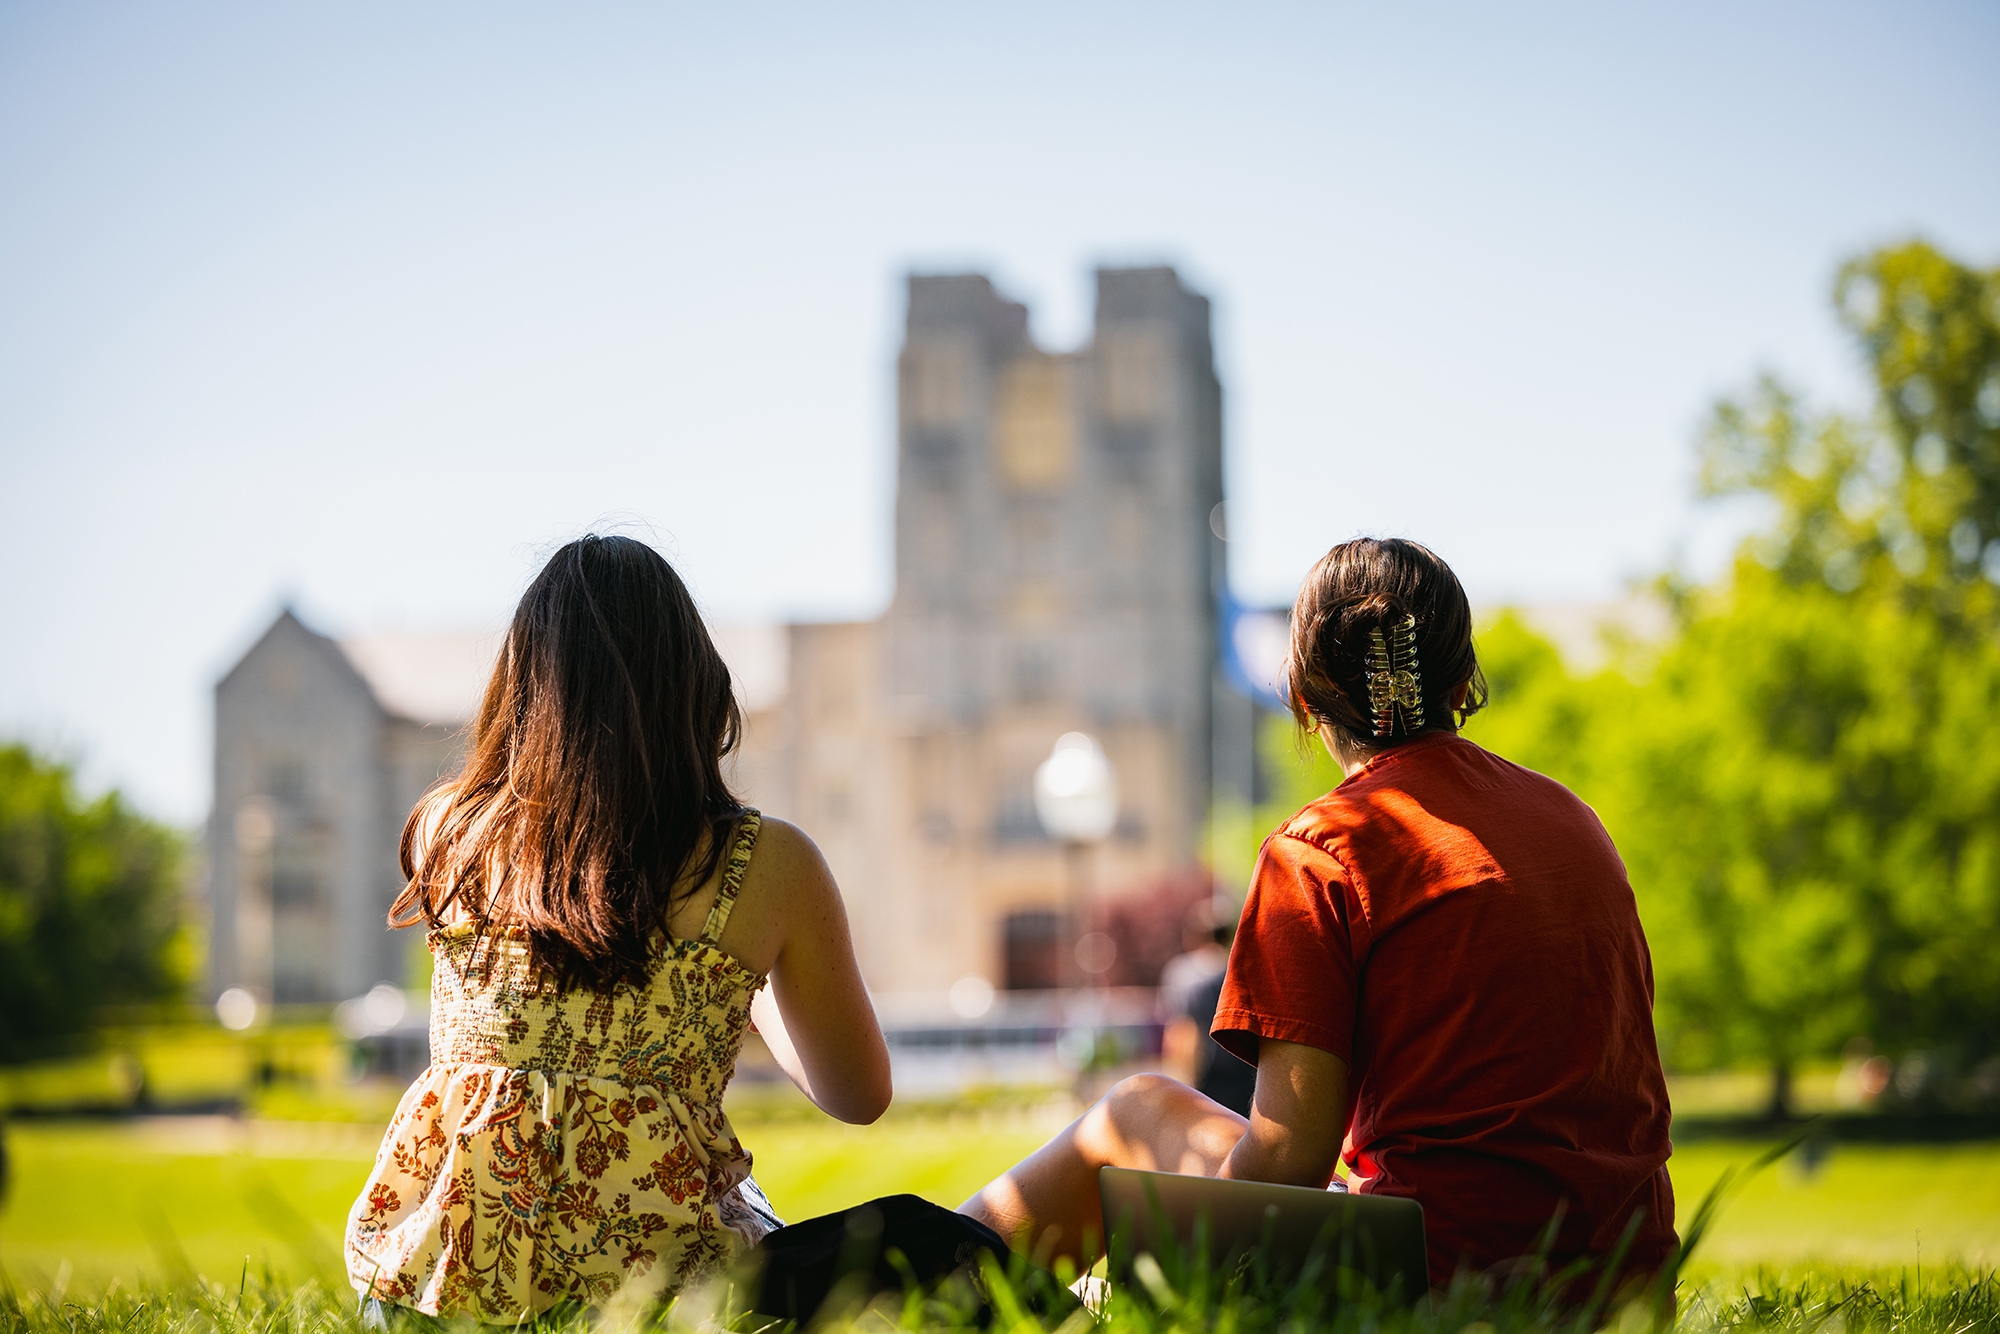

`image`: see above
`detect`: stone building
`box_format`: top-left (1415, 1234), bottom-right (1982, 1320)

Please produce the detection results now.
top-left (206, 265), bottom-right (1231, 1007)
top-left (206, 613), bottom-right (492, 1003)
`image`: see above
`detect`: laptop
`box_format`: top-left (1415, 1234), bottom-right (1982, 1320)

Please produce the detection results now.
top-left (1098, 1167), bottom-right (1429, 1305)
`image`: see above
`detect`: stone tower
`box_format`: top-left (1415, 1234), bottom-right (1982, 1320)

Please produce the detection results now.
top-left (866, 266), bottom-right (1226, 990)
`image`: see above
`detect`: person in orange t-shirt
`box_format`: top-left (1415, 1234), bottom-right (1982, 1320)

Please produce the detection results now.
top-left (960, 538), bottom-right (1675, 1293)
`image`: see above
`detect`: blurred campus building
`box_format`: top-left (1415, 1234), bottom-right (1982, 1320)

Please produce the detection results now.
top-left (206, 617), bottom-right (493, 1004)
top-left (207, 266), bottom-right (1246, 1011)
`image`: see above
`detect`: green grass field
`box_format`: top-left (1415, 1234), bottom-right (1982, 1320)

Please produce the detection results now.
top-left (3, 1110), bottom-right (1996, 1295)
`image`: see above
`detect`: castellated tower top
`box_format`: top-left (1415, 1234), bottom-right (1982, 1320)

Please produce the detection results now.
top-left (905, 273), bottom-right (1030, 351)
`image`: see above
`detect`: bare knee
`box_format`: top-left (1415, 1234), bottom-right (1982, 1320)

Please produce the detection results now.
top-left (1078, 1073), bottom-right (1204, 1159)
top-left (1107, 1072), bottom-right (1190, 1110)
top-left (1101, 1072), bottom-right (1192, 1120)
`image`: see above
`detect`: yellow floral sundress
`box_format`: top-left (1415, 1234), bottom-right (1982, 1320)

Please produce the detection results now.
top-left (345, 811), bottom-right (780, 1320)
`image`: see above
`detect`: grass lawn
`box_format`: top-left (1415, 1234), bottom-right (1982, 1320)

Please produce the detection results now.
top-left (3, 1111), bottom-right (1996, 1293)
top-left (0, 1109), bottom-right (1070, 1292)
top-left (1668, 1141), bottom-right (2000, 1275)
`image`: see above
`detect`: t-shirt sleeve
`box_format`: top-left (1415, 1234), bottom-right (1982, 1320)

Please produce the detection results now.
top-left (1211, 832), bottom-right (1359, 1067)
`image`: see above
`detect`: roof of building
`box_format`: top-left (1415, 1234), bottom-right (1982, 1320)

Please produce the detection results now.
top-left (337, 631), bottom-right (501, 725)
top-left (328, 621), bottom-right (792, 726)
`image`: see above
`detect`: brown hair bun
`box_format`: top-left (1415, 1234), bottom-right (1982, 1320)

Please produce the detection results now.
top-left (1285, 537), bottom-right (1486, 750)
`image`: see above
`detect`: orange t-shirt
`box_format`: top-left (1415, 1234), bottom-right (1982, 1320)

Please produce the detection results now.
top-left (1213, 731), bottom-right (1675, 1283)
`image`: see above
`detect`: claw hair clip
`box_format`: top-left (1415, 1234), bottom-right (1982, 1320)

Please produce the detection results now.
top-left (1365, 614), bottom-right (1425, 738)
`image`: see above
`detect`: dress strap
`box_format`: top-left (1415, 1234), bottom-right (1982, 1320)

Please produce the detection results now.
top-left (700, 809), bottom-right (761, 943)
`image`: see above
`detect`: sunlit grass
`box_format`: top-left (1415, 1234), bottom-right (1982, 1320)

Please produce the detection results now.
top-left (3, 1106), bottom-right (1998, 1331)
top-left (4, 1112), bottom-right (1997, 1297)
top-left (1, 1259), bottom-right (1995, 1334)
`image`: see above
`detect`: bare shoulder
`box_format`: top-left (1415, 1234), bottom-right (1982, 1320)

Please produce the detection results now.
top-left (748, 815), bottom-right (828, 873)
top-left (740, 816), bottom-right (838, 908)
top-left (705, 816), bottom-right (839, 970)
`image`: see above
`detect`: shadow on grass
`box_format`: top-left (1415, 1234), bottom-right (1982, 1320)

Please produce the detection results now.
top-left (1670, 1113), bottom-right (2000, 1145)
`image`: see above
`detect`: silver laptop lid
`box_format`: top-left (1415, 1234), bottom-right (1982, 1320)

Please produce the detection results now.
top-left (1098, 1166), bottom-right (1429, 1304)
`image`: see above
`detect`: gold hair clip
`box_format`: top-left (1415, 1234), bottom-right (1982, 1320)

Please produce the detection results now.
top-left (1365, 614), bottom-right (1424, 738)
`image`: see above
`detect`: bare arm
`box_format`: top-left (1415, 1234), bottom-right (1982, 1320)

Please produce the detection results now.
top-left (1222, 1038), bottom-right (1350, 1186)
top-left (744, 823), bottom-right (892, 1124)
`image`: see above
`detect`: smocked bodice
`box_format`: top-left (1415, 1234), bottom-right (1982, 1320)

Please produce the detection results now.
top-left (426, 921), bottom-right (764, 1105)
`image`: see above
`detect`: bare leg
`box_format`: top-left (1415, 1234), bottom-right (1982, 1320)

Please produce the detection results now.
top-left (958, 1074), bottom-right (1247, 1267)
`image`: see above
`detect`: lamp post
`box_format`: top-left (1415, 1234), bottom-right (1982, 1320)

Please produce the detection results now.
top-left (1033, 732), bottom-right (1118, 990)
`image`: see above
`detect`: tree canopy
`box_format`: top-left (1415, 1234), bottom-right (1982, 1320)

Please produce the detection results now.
top-left (1465, 578), bottom-right (2000, 1104)
top-left (1702, 241), bottom-right (2000, 620)
top-left (0, 743), bottom-right (190, 1063)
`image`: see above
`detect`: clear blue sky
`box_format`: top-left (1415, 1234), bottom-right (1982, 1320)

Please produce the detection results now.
top-left (3, 1), bottom-right (1996, 821)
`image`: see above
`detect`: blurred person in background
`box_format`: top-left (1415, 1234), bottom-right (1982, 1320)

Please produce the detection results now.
top-left (962, 538), bottom-right (1675, 1295)
top-left (346, 535), bottom-right (892, 1322)
top-left (1158, 899), bottom-right (1255, 1116)
top-left (1156, 895), bottom-right (1231, 1020)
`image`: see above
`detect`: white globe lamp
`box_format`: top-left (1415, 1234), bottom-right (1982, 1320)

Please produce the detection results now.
top-left (1033, 733), bottom-right (1118, 844)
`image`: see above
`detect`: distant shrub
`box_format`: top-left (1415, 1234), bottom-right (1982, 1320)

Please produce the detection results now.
top-left (0, 742), bottom-right (189, 1063)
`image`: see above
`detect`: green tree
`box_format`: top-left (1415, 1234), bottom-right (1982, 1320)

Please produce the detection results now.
top-left (1596, 576), bottom-right (2000, 1102)
top-left (1662, 241), bottom-right (2000, 1109)
top-left (1458, 586), bottom-right (2000, 1115)
top-left (1703, 241), bottom-right (2000, 620)
top-left (1474, 241), bottom-right (2000, 1114)
top-left (0, 743), bottom-right (190, 1063)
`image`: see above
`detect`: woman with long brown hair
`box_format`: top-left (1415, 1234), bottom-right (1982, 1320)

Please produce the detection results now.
top-left (345, 535), bottom-right (891, 1320)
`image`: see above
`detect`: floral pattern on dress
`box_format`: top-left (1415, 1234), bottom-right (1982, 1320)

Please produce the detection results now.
top-left (345, 811), bottom-right (776, 1321)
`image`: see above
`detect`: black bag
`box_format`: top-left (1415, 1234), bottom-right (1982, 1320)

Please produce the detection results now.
top-left (748, 1195), bottom-right (1063, 1324)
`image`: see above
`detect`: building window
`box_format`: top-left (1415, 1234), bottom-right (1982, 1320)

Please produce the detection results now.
top-left (1007, 505), bottom-right (1057, 575)
top-left (906, 428), bottom-right (961, 487)
top-left (1100, 424), bottom-right (1153, 484)
top-left (995, 355), bottom-right (1075, 490)
top-left (991, 777), bottom-right (1047, 844)
top-left (270, 848), bottom-right (320, 909)
top-left (270, 830), bottom-right (331, 1004)
top-left (904, 341), bottom-right (971, 428)
top-left (1097, 331), bottom-right (1163, 426)
top-left (263, 757), bottom-right (308, 803)
top-left (1003, 910), bottom-right (1064, 991)
top-left (1107, 494), bottom-right (1146, 560)
top-left (902, 503), bottom-right (957, 579)
top-left (1012, 645), bottom-right (1056, 704)
top-left (911, 733), bottom-right (954, 843)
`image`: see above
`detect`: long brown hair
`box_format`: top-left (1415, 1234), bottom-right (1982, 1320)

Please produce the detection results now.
top-left (1286, 537), bottom-right (1487, 752)
top-left (390, 535), bottom-right (745, 991)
